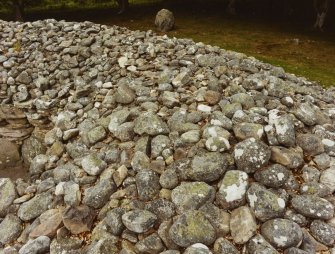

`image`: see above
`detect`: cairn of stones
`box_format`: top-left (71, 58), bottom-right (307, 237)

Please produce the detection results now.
top-left (0, 19), bottom-right (335, 254)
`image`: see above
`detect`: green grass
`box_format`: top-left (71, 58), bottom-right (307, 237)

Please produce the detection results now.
top-left (1, 0), bottom-right (334, 87)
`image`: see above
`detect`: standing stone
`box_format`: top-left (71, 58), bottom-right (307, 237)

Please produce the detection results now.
top-left (155, 9), bottom-right (175, 32)
top-left (230, 206), bottom-right (257, 244)
top-left (169, 210), bottom-right (216, 248)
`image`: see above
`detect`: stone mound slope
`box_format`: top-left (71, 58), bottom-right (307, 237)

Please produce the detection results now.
top-left (0, 19), bottom-right (335, 254)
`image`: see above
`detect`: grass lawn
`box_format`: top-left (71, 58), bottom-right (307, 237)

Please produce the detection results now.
top-left (1, 0), bottom-right (335, 87)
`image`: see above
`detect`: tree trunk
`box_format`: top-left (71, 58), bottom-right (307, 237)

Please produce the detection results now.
top-left (13, 0), bottom-right (24, 21)
top-left (116, 0), bottom-right (129, 14)
top-left (313, 0), bottom-right (330, 30)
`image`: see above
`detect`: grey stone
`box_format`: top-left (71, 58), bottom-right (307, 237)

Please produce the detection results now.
top-left (169, 210), bottom-right (216, 248)
top-left (0, 214), bottom-right (22, 245)
top-left (0, 178), bottom-right (16, 217)
top-left (50, 238), bottom-right (82, 254)
top-left (19, 236), bottom-right (50, 254)
top-left (171, 181), bottom-right (215, 213)
top-left (214, 237), bottom-right (239, 254)
top-left (87, 126), bottom-right (107, 145)
top-left (184, 243), bottom-right (212, 254)
top-left (230, 206), bottom-right (257, 244)
top-left (270, 146), bottom-right (304, 169)
top-left (18, 192), bottom-right (53, 221)
top-left (159, 167), bottom-right (179, 189)
top-left (231, 93), bottom-right (255, 109)
top-left (294, 102), bottom-right (317, 126)
top-left (114, 84), bottom-right (136, 104)
top-left (134, 112), bottom-right (169, 136)
top-left (145, 198), bottom-right (176, 222)
top-left (296, 133), bottom-right (324, 156)
top-left (310, 220), bottom-right (335, 246)
top-left (234, 138), bottom-right (271, 173)
top-left (83, 180), bottom-right (116, 209)
top-left (84, 239), bottom-right (118, 254)
top-left (0, 139), bottom-right (21, 170)
top-left (246, 234), bottom-right (279, 254)
top-left (233, 122), bottom-right (264, 140)
top-left (135, 233), bottom-right (164, 254)
top-left (246, 183), bottom-right (286, 222)
top-left (122, 209), bottom-right (157, 233)
top-left (199, 203), bottom-right (230, 237)
top-left (319, 166), bottom-right (335, 193)
top-left (254, 164), bottom-right (291, 189)
top-left (16, 71), bottom-right (32, 84)
top-left (186, 152), bottom-right (228, 182)
top-left (261, 219), bottom-right (303, 249)
top-left (81, 153), bottom-right (107, 176)
top-left (291, 195), bottom-right (334, 220)
top-left (21, 135), bottom-right (47, 165)
top-left (216, 170), bottom-right (248, 210)
top-left (136, 170), bottom-right (161, 201)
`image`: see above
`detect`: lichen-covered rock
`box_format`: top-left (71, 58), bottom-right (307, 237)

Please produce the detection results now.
top-left (247, 183), bottom-right (286, 222)
top-left (291, 195), bottom-right (334, 220)
top-left (310, 220), bottom-right (335, 246)
top-left (246, 234), bottom-right (279, 254)
top-left (171, 181), bottom-right (215, 213)
top-left (234, 138), bottom-right (271, 173)
top-left (169, 210), bottom-right (216, 248)
top-left (18, 192), bottom-right (53, 221)
top-left (122, 209), bottom-right (157, 233)
top-left (0, 214), bottom-right (22, 245)
top-left (216, 170), bottom-right (248, 209)
top-left (186, 152), bottom-right (228, 182)
top-left (0, 178), bottom-right (16, 217)
top-left (261, 219), bottom-right (303, 249)
top-left (254, 164), bottom-right (291, 189)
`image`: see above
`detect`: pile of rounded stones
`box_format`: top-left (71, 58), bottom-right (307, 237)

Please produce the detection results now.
top-left (0, 19), bottom-right (335, 254)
